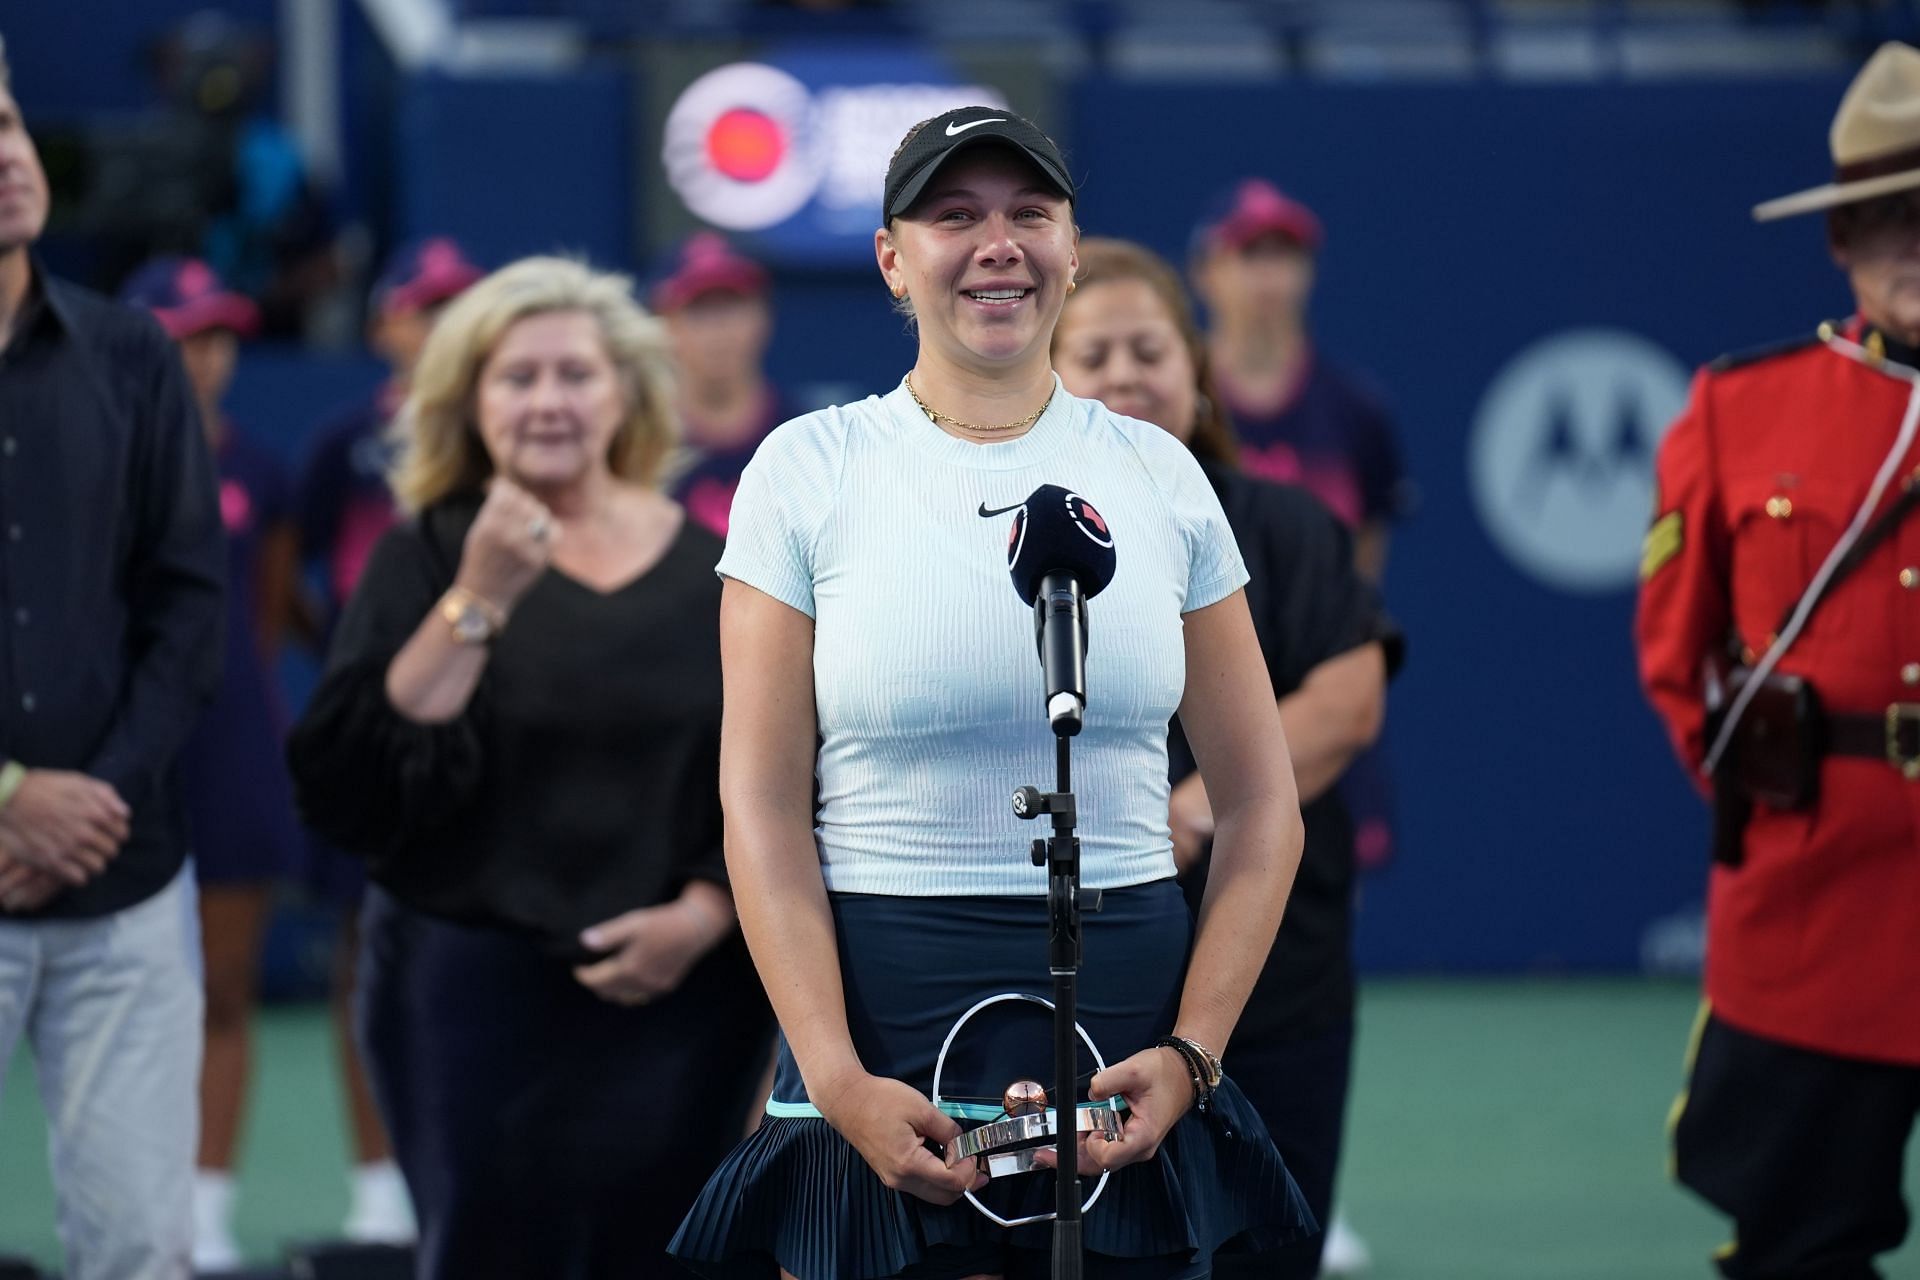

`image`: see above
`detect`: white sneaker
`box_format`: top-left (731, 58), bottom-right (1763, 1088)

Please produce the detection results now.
top-left (1320, 1211), bottom-right (1372, 1276)
top-left (343, 1160), bottom-right (417, 1245)
top-left (192, 1170), bottom-right (243, 1273)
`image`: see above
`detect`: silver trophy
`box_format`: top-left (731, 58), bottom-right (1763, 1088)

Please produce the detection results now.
top-left (931, 992), bottom-right (1126, 1228)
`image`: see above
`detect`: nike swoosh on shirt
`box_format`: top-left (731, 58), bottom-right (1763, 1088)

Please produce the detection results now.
top-left (978, 500), bottom-right (1025, 517)
top-left (946, 117), bottom-right (1007, 136)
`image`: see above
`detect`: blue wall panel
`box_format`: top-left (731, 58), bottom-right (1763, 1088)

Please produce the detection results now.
top-left (395, 68), bottom-right (633, 273)
top-left (3, 0), bottom-right (280, 121)
top-left (1063, 78), bottom-right (1852, 972)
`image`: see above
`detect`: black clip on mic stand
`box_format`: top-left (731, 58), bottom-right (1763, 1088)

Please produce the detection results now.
top-left (1012, 575), bottom-right (1104, 1280)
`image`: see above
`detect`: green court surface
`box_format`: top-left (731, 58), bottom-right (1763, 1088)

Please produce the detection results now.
top-left (2, 978), bottom-right (1917, 1277)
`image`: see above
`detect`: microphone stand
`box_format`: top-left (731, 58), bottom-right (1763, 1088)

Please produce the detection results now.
top-left (1013, 585), bottom-right (1101, 1280)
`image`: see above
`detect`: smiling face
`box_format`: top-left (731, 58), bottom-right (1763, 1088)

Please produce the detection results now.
top-left (0, 86), bottom-right (50, 258)
top-left (875, 148), bottom-right (1078, 376)
top-left (474, 309), bottom-right (628, 495)
top-left (1053, 277), bottom-right (1199, 443)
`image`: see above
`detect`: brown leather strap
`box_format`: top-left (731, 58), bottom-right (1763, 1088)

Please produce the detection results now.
top-left (1838, 143), bottom-right (1920, 183)
top-left (1827, 708), bottom-right (1920, 769)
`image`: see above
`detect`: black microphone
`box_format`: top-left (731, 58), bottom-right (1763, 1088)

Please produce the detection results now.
top-left (982, 485), bottom-right (1116, 736)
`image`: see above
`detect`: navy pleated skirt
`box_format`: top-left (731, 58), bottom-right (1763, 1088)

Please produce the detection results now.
top-left (669, 880), bottom-right (1314, 1280)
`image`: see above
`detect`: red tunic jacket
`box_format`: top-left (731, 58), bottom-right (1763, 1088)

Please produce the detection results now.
top-left (1637, 321), bottom-right (1920, 1065)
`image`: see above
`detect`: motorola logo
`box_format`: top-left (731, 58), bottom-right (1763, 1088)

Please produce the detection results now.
top-left (1468, 329), bottom-right (1690, 593)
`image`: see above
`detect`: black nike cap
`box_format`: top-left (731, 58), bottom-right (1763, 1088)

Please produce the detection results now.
top-left (882, 106), bottom-right (1075, 221)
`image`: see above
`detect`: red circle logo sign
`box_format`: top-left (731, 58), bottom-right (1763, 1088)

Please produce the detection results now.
top-left (664, 63), bottom-right (820, 232)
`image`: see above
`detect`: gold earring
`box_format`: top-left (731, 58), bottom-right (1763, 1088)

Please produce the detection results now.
top-left (1067, 279), bottom-right (1077, 294)
top-left (891, 284), bottom-right (905, 299)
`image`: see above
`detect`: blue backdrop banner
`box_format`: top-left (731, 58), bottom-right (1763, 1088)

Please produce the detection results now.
top-left (1061, 76), bottom-right (1852, 974)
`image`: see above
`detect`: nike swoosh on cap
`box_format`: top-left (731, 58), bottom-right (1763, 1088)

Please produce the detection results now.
top-left (946, 117), bottom-right (1007, 136)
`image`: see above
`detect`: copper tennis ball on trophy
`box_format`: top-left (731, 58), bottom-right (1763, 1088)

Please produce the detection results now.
top-left (1004, 1080), bottom-right (1047, 1117)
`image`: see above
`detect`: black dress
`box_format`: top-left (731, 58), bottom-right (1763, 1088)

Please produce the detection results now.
top-left (1170, 462), bottom-right (1404, 1279)
top-left (288, 494), bottom-right (775, 1280)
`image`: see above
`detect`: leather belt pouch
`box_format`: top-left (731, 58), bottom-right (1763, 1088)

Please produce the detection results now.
top-left (1705, 666), bottom-right (1825, 866)
top-left (1709, 666), bottom-right (1825, 809)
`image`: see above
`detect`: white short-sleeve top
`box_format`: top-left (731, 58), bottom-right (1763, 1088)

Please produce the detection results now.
top-left (717, 377), bottom-right (1249, 897)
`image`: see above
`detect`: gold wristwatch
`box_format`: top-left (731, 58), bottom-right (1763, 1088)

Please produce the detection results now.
top-left (439, 586), bottom-right (505, 646)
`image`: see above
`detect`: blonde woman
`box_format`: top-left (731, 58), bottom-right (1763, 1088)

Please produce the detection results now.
top-left (289, 256), bottom-right (773, 1278)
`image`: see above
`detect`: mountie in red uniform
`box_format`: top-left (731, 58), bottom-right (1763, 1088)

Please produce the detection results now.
top-left (1637, 316), bottom-right (1920, 1068)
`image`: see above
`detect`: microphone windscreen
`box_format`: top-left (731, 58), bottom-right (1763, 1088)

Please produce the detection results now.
top-left (1003, 484), bottom-right (1116, 605)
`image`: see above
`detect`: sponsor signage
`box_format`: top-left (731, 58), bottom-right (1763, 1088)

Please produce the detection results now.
top-left (658, 48), bottom-right (1010, 264)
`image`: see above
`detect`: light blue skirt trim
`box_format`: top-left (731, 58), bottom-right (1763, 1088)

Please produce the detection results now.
top-left (766, 1097), bottom-right (1129, 1121)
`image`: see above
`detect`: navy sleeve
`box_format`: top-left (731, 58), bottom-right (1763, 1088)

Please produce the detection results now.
top-left (1354, 394), bottom-right (1413, 526)
top-left (254, 436), bottom-right (294, 529)
top-left (293, 416), bottom-right (354, 559)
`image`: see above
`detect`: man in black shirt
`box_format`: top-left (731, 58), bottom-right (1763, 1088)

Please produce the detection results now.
top-left (0, 34), bottom-right (224, 1279)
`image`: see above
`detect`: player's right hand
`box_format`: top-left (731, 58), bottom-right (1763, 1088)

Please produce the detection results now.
top-left (814, 1068), bottom-right (989, 1205)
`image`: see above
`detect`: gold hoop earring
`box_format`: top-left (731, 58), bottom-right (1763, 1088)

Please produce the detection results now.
top-left (892, 284), bottom-right (906, 300)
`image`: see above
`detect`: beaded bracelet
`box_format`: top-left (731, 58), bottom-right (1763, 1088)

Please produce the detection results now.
top-left (1153, 1036), bottom-right (1214, 1114)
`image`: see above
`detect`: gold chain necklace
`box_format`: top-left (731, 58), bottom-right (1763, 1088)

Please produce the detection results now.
top-left (905, 373), bottom-right (1053, 436)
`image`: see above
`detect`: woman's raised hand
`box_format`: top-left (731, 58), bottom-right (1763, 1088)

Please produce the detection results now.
top-left (454, 478), bottom-right (558, 616)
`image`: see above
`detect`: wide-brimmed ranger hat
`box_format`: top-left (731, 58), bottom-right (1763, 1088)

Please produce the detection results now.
top-left (883, 106), bottom-right (1074, 220)
top-left (1756, 41), bottom-right (1920, 222)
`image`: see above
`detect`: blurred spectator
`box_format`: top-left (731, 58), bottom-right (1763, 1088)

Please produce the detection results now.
top-left (1191, 179), bottom-right (1410, 578)
top-left (0, 41), bottom-right (224, 1279)
top-left (49, 11), bottom-right (341, 337)
top-left (154, 11), bottom-right (340, 338)
top-left (299, 238), bottom-right (484, 621)
top-left (287, 256), bottom-right (774, 1278)
top-left (1193, 178), bottom-right (1414, 1275)
top-left (1056, 235), bottom-right (1401, 1280)
top-left (119, 256), bottom-right (300, 1273)
top-left (651, 233), bottom-right (792, 535)
top-left (291, 236), bottom-right (483, 1247)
